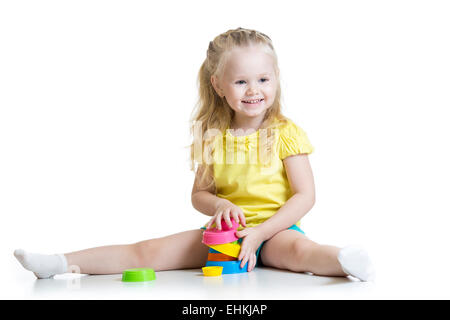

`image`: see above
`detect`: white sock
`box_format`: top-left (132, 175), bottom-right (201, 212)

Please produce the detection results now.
top-left (14, 249), bottom-right (68, 279)
top-left (337, 245), bottom-right (375, 282)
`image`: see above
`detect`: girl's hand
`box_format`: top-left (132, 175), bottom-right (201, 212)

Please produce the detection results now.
top-left (235, 226), bottom-right (265, 272)
top-left (206, 199), bottom-right (246, 230)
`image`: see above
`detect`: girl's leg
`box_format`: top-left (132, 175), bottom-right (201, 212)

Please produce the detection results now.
top-left (15, 229), bottom-right (209, 278)
top-left (66, 229), bottom-right (209, 274)
top-left (260, 230), bottom-right (346, 277)
top-left (260, 230), bottom-right (374, 281)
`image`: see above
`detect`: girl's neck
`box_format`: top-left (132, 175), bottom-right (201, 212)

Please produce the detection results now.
top-left (230, 114), bottom-right (266, 132)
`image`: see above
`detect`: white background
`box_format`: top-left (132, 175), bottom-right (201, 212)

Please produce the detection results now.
top-left (1, 0), bottom-right (449, 299)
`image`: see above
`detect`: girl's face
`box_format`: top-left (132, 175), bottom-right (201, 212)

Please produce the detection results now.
top-left (211, 45), bottom-right (278, 122)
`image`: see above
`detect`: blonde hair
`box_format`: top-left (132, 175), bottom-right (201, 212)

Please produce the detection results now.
top-left (189, 27), bottom-right (288, 191)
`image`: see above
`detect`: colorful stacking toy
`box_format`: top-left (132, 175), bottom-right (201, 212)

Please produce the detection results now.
top-left (202, 219), bottom-right (248, 276)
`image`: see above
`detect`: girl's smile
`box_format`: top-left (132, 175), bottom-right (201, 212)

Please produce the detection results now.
top-left (241, 98), bottom-right (265, 113)
top-left (241, 98), bottom-right (264, 105)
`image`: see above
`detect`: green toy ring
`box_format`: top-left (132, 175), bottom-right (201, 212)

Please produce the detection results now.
top-left (122, 268), bottom-right (156, 282)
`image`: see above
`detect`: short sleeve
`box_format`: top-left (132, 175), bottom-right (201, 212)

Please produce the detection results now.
top-left (278, 121), bottom-right (314, 159)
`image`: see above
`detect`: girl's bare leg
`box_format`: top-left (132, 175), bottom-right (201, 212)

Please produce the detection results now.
top-left (65, 229), bottom-right (209, 274)
top-left (260, 230), bottom-right (375, 281)
top-left (260, 230), bottom-right (347, 277)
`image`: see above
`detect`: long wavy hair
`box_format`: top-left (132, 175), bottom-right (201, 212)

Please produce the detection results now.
top-left (189, 27), bottom-right (288, 191)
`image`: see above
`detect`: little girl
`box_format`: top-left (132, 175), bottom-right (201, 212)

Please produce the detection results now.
top-left (14, 27), bottom-right (374, 281)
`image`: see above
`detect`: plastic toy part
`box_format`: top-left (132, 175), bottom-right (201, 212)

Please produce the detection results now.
top-left (208, 243), bottom-right (241, 258)
top-left (208, 252), bottom-right (238, 262)
top-left (207, 219), bottom-right (239, 231)
top-left (202, 218), bottom-right (240, 245)
top-left (208, 242), bottom-right (238, 254)
top-left (205, 260), bottom-right (248, 274)
top-left (202, 266), bottom-right (223, 277)
top-left (208, 247), bottom-right (222, 254)
top-left (202, 229), bottom-right (238, 245)
top-left (122, 268), bottom-right (156, 282)
top-left (219, 218), bottom-right (239, 231)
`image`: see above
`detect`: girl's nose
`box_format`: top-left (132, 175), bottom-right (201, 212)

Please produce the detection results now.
top-left (246, 84), bottom-right (258, 96)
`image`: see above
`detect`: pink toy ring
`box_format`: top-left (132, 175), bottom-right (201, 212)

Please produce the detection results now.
top-left (202, 219), bottom-right (239, 245)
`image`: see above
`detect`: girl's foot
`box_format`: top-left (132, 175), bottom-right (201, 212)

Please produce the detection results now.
top-left (14, 249), bottom-right (68, 279)
top-left (337, 246), bottom-right (375, 281)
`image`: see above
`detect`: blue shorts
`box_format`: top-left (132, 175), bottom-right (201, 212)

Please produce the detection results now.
top-left (201, 224), bottom-right (305, 268)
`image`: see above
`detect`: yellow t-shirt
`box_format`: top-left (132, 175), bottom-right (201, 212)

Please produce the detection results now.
top-left (211, 118), bottom-right (314, 229)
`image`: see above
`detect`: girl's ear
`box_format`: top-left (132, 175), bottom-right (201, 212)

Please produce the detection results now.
top-left (210, 75), bottom-right (224, 98)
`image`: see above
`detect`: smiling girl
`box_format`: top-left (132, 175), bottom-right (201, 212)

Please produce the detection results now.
top-left (14, 28), bottom-right (374, 281)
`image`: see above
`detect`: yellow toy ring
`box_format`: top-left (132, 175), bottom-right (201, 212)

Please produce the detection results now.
top-left (202, 266), bottom-right (223, 277)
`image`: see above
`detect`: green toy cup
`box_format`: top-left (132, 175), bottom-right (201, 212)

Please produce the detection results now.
top-left (122, 268), bottom-right (156, 282)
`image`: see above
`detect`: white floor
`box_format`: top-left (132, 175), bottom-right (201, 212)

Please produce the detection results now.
top-left (5, 262), bottom-right (450, 300)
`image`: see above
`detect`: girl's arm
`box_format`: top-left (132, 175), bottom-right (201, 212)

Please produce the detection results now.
top-left (257, 153), bottom-right (316, 240)
top-left (191, 165), bottom-right (223, 216)
top-left (192, 190), bottom-right (228, 217)
top-left (191, 165), bottom-right (246, 227)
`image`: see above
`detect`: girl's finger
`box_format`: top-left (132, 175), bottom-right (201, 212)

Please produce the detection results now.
top-left (240, 250), bottom-right (249, 269)
top-left (231, 211), bottom-right (239, 227)
top-left (239, 211), bottom-right (246, 227)
top-left (215, 211), bottom-right (225, 230)
top-left (238, 250), bottom-right (244, 262)
top-left (238, 241), bottom-right (246, 261)
top-left (223, 212), bottom-right (232, 229)
top-left (211, 211), bottom-right (223, 228)
top-left (235, 229), bottom-right (247, 240)
top-left (249, 254), bottom-right (256, 272)
top-left (247, 255), bottom-right (253, 272)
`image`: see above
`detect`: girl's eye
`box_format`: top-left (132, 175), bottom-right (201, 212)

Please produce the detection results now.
top-left (235, 79), bottom-right (268, 85)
